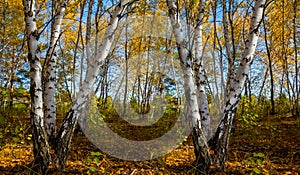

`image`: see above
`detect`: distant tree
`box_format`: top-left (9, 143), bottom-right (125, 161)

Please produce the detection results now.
top-left (0, 0), bottom-right (27, 110)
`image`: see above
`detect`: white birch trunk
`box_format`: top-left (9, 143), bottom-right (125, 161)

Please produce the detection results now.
top-left (194, 0), bottom-right (211, 140)
top-left (55, 0), bottom-right (131, 169)
top-left (23, 0), bottom-right (51, 172)
top-left (167, 0), bottom-right (211, 172)
top-left (209, 0), bottom-right (266, 170)
top-left (44, 0), bottom-right (67, 143)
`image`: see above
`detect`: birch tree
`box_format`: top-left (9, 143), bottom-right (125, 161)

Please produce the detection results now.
top-left (167, 0), bottom-right (266, 173)
top-left (44, 0), bottom-right (67, 143)
top-left (23, 0), bottom-right (132, 173)
top-left (23, 0), bottom-right (52, 171)
top-left (55, 0), bottom-right (132, 170)
top-left (167, 0), bottom-right (211, 172)
top-left (193, 0), bottom-right (211, 141)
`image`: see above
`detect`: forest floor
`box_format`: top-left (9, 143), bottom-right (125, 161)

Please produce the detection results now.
top-left (0, 113), bottom-right (299, 174)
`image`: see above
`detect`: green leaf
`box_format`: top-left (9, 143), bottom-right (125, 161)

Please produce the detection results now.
top-left (253, 168), bottom-right (261, 174)
top-left (257, 159), bottom-right (262, 166)
top-left (89, 166), bottom-right (96, 172)
top-left (93, 157), bottom-right (99, 163)
top-left (250, 158), bottom-right (255, 165)
top-left (14, 125), bottom-right (20, 134)
top-left (13, 137), bottom-right (19, 142)
top-left (93, 157), bottom-right (100, 166)
top-left (91, 151), bottom-right (102, 156)
top-left (253, 152), bottom-right (265, 158)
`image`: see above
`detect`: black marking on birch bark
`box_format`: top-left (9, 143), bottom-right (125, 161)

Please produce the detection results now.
top-left (28, 11), bottom-right (33, 17)
top-left (168, 7), bottom-right (176, 16)
top-left (260, 4), bottom-right (265, 8)
top-left (251, 28), bottom-right (259, 35)
top-left (225, 100), bottom-right (231, 106)
top-left (244, 57), bottom-right (251, 63)
top-left (117, 1), bottom-right (122, 8)
top-left (242, 73), bottom-right (248, 77)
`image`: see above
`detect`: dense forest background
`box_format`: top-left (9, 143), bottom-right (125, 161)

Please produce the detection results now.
top-left (0, 0), bottom-right (299, 174)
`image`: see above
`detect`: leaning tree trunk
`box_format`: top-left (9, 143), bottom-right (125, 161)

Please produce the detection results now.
top-left (23, 0), bottom-right (51, 173)
top-left (209, 0), bottom-right (266, 171)
top-left (44, 0), bottom-right (67, 144)
top-left (54, 0), bottom-right (131, 169)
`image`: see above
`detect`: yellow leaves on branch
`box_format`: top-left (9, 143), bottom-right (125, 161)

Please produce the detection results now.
top-left (264, 0), bottom-right (298, 67)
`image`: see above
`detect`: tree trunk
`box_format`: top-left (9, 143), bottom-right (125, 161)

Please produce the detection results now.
top-left (44, 0), bottom-right (67, 144)
top-left (72, 0), bottom-right (86, 98)
top-left (54, 0), bottom-right (131, 169)
top-left (293, 0), bottom-right (299, 115)
top-left (263, 16), bottom-right (275, 115)
top-left (167, 0), bottom-right (212, 173)
top-left (23, 0), bottom-right (51, 173)
top-left (222, 0), bottom-right (234, 99)
top-left (194, 0), bottom-right (211, 140)
top-left (209, 0), bottom-right (266, 170)
top-left (123, 17), bottom-right (129, 115)
top-left (281, 0), bottom-right (292, 112)
top-left (257, 68), bottom-right (268, 104)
